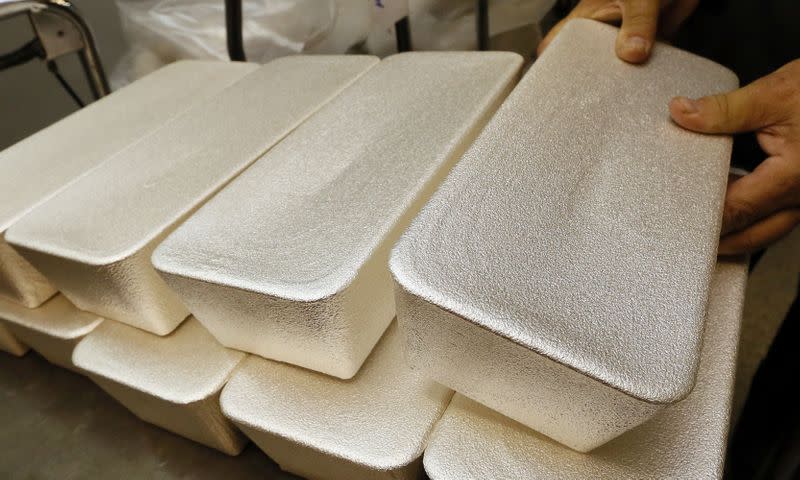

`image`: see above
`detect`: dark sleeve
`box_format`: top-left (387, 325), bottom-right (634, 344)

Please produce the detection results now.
top-left (674, 0), bottom-right (800, 170)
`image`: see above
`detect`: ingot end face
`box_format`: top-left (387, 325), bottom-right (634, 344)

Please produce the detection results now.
top-left (89, 375), bottom-right (247, 455)
top-left (0, 236), bottom-right (55, 309)
top-left (73, 318), bottom-right (247, 454)
top-left (394, 282), bottom-right (661, 453)
top-left (0, 323), bottom-right (28, 356)
top-left (0, 294), bottom-right (103, 370)
top-left (423, 260), bottom-right (747, 479)
top-left (221, 322), bottom-right (453, 479)
top-left (156, 243), bottom-right (398, 380)
top-left (236, 423), bottom-right (423, 480)
top-left (73, 318), bottom-right (244, 404)
top-left (13, 245), bottom-right (189, 336)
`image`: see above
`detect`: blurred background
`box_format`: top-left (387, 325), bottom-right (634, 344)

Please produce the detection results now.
top-left (0, 0), bottom-right (553, 150)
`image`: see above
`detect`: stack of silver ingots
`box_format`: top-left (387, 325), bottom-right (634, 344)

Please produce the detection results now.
top-left (0, 19), bottom-right (755, 480)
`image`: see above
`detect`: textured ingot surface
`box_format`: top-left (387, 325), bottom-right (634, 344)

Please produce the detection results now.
top-left (423, 260), bottom-right (748, 479)
top-left (390, 19), bottom-right (738, 451)
top-left (0, 294), bottom-right (102, 370)
top-left (72, 317), bottom-right (246, 455)
top-left (0, 236), bottom-right (54, 309)
top-left (7, 56), bottom-right (377, 336)
top-left (221, 321), bottom-right (453, 480)
top-left (0, 61), bottom-right (256, 308)
top-left (0, 323), bottom-right (28, 356)
top-left (153, 51), bottom-right (522, 378)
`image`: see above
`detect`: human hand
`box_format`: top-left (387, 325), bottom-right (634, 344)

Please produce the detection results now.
top-left (537, 0), bottom-right (699, 64)
top-left (669, 60), bottom-right (800, 255)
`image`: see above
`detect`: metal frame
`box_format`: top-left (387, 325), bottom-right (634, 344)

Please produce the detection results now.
top-left (0, 0), bottom-right (110, 99)
top-left (476, 0), bottom-right (489, 50)
top-left (224, 0), bottom-right (245, 61)
top-left (395, 16), bottom-right (411, 53)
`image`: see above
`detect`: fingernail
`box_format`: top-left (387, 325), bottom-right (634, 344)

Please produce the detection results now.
top-left (624, 35), bottom-right (649, 55)
top-left (675, 96), bottom-right (699, 114)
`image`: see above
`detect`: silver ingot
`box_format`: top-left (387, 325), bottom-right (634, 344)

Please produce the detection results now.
top-left (0, 294), bottom-right (102, 371)
top-left (0, 238), bottom-right (54, 309)
top-left (221, 321), bottom-right (452, 479)
top-left (0, 323), bottom-right (28, 356)
top-left (72, 317), bottom-right (247, 455)
top-left (423, 259), bottom-right (748, 479)
top-left (390, 19), bottom-right (739, 451)
top-left (153, 52), bottom-right (523, 378)
top-left (0, 60), bottom-right (256, 308)
top-left (7, 56), bottom-right (377, 335)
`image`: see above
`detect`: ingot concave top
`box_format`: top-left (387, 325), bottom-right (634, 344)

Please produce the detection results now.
top-left (0, 61), bottom-right (257, 308)
top-left (153, 52), bottom-right (523, 378)
top-left (423, 259), bottom-right (748, 479)
top-left (390, 19), bottom-right (738, 451)
top-left (6, 56), bottom-right (377, 335)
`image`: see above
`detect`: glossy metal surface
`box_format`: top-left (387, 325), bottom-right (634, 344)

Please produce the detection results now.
top-left (7, 56), bottom-right (377, 335)
top-left (0, 294), bottom-right (102, 370)
top-left (390, 20), bottom-right (738, 450)
top-left (0, 60), bottom-right (256, 308)
top-left (153, 52), bottom-right (522, 378)
top-left (423, 259), bottom-right (748, 479)
top-left (27, 2), bottom-right (86, 60)
top-left (72, 317), bottom-right (247, 455)
top-left (221, 321), bottom-right (452, 480)
top-left (0, 323), bottom-right (28, 356)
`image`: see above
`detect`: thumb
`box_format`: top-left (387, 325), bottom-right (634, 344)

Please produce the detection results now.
top-left (616, 0), bottom-right (661, 64)
top-left (669, 69), bottom-right (791, 134)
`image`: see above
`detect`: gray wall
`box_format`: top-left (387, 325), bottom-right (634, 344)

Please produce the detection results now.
top-left (0, 1), bottom-right (127, 149)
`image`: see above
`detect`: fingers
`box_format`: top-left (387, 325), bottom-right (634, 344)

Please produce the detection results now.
top-left (538, 1), bottom-right (662, 63)
top-left (673, 60), bottom-right (800, 255)
top-left (537, 0), bottom-right (614, 57)
top-left (616, 0), bottom-right (660, 63)
top-left (669, 65), bottom-right (796, 134)
top-left (537, 17), bottom-right (571, 57)
top-left (720, 158), bottom-right (800, 235)
top-left (718, 209), bottom-right (800, 255)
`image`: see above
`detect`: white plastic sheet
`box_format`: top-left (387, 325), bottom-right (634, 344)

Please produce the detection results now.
top-left (112, 0), bottom-right (556, 85)
top-left (112, 0), bottom-right (337, 86)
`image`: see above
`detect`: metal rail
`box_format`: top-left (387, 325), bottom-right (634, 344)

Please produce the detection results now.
top-left (0, 0), bottom-right (110, 99)
top-left (224, 0), bottom-right (245, 61)
top-left (476, 0), bottom-right (489, 50)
